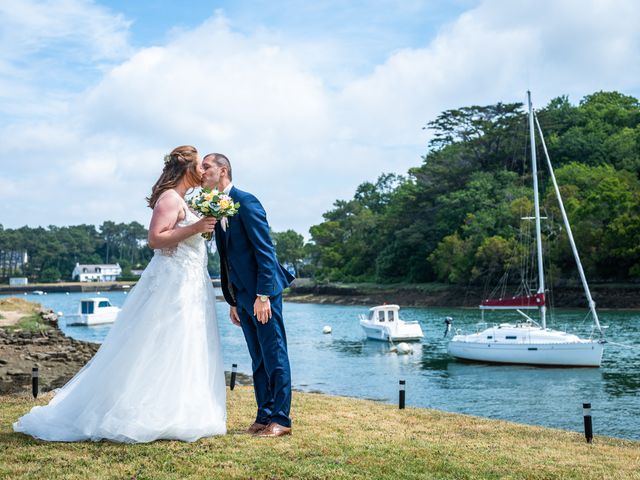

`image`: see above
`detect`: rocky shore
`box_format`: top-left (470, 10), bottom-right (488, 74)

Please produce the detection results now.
top-left (0, 311), bottom-right (100, 395)
top-left (0, 298), bottom-right (250, 396)
top-left (0, 329), bottom-right (100, 395)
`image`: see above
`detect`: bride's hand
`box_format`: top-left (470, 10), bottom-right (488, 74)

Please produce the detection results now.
top-left (193, 216), bottom-right (217, 234)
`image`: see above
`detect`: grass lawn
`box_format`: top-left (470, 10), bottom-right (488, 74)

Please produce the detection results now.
top-left (1, 388), bottom-right (638, 479)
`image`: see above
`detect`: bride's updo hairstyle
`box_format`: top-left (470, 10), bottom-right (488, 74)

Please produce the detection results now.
top-left (147, 145), bottom-right (201, 209)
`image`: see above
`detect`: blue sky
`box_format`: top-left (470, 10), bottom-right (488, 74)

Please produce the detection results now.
top-left (1, 0), bottom-right (639, 235)
top-left (106, 1), bottom-right (476, 53)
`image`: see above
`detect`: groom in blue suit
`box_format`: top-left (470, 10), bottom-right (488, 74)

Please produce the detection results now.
top-left (202, 153), bottom-right (295, 437)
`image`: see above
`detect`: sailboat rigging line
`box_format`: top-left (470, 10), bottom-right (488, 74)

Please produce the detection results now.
top-left (606, 341), bottom-right (640, 351)
top-left (533, 111), bottom-right (603, 337)
top-left (527, 91), bottom-right (547, 330)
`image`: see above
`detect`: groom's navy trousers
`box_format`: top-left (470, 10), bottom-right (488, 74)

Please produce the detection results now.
top-left (237, 293), bottom-right (291, 427)
top-left (214, 186), bottom-right (294, 428)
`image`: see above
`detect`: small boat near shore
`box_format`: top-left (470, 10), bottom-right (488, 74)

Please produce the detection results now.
top-left (66, 297), bottom-right (121, 326)
top-left (359, 304), bottom-right (424, 342)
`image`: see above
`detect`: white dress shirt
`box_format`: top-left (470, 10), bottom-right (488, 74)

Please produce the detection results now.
top-left (220, 183), bottom-right (233, 231)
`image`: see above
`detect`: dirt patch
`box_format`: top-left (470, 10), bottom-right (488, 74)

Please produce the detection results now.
top-left (0, 311), bottom-right (26, 327)
top-left (0, 297), bottom-right (41, 314)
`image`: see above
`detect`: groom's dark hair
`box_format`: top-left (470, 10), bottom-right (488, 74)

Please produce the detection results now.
top-left (204, 153), bottom-right (232, 181)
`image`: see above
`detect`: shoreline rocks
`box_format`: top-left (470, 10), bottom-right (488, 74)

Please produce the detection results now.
top-left (0, 325), bottom-right (100, 395)
top-left (285, 281), bottom-right (640, 309)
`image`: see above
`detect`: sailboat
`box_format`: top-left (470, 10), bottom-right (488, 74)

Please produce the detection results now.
top-left (447, 91), bottom-right (606, 367)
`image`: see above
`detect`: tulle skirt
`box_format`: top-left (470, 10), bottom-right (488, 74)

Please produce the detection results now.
top-left (13, 253), bottom-right (227, 442)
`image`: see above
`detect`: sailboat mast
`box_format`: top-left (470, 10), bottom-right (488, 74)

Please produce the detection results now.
top-left (527, 91), bottom-right (547, 329)
top-left (533, 113), bottom-right (603, 335)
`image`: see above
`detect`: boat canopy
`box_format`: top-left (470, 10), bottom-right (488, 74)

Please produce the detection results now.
top-left (368, 304), bottom-right (400, 312)
top-left (480, 293), bottom-right (545, 310)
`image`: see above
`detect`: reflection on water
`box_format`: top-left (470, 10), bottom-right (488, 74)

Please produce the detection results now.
top-left (5, 292), bottom-right (639, 440)
top-left (602, 371), bottom-right (640, 397)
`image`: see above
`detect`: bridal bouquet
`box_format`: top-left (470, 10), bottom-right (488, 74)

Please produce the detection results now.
top-left (189, 188), bottom-right (240, 240)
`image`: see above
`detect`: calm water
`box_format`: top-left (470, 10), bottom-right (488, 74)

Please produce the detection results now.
top-left (6, 291), bottom-right (640, 440)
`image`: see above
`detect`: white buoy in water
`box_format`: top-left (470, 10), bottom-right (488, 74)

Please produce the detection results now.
top-left (322, 326), bottom-right (332, 334)
top-left (66, 292), bottom-right (70, 295)
top-left (396, 342), bottom-right (413, 355)
top-left (57, 311), bottom-right (63, 317)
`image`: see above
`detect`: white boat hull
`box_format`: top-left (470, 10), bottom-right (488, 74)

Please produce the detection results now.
top-left (448, 339), bottom-right (604, 367)
top-left (68, 310), bottom-right (119, 326)
top-left (360, 321), bottom-right (424, 342)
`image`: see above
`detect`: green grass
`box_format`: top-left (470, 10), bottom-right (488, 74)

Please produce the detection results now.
top-left (1, 388), bottom-right (638, 479)
top-left (4, 313), bottom-right (52, 333)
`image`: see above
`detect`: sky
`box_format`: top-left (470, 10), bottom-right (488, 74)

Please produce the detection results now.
top-left (1, 0), bottom-right (639, 236)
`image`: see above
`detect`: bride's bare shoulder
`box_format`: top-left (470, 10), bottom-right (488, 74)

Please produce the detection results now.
top-left (153, 190), bottom-right (184, 217)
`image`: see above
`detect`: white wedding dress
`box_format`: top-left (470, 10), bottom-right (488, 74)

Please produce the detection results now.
top-left (14, 198), bottom-right (227, 442)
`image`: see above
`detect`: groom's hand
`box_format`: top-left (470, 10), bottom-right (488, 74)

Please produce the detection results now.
top-left (230, 306), bottom-right (241, 327)
top-left (253, 297), bottom-right (272, 324)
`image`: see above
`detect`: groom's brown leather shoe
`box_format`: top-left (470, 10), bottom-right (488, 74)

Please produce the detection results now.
top-left (256, 422), bottom-right (292, 437)
top-left (246, 422), bottom-right (268, 435)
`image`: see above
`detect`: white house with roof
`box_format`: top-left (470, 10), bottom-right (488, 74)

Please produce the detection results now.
top-left (72, 263), bottom-right (122, 282)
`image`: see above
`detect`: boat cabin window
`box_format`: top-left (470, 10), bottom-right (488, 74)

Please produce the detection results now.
top-left (98, 301), bottom-right (111, 308)
top-left (378, 311), bottom-right (385, 322)
top-left (506, 335), bottom-right (517, 340)
top-left (81, 302), bottom-right (94, 314)
top-left (388, 310), bottom-right (395, 322)
top-left (487, 336), bottom-right (493, 339)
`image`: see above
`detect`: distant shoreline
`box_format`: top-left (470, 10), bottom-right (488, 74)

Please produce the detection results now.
top-left (0, 279), bottom-right (222, 295)
top-left (4, 279), bottom-right (640, 309)
top-left (285, 280), bottom-right (640, 309)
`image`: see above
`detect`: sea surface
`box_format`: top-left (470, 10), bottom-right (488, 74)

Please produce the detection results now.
top-left (5, 291), bottom-right (640, 440)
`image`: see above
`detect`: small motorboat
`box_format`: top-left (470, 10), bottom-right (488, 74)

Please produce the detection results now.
top-left (67, 297), bottom-right (120, 326)
top-left (32, 290), bottom-right (44, 295)
top-left (359, 304), bottom-right (423, 342)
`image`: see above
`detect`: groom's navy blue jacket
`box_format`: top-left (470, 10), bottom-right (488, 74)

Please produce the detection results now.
top-left (214, 186), bottom-right (294, 309)
top-left (214, 185), bottom-right (295, 427)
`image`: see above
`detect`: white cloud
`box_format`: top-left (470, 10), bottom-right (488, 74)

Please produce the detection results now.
top-left (1, 0), bottom-right (639, 236)
top-left (0, 0), bottom-right (131, 123)
top-left (0, 0), bottom-right (130, 61)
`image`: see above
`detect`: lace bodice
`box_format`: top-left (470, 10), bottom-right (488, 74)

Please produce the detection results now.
top-left (153, 196), bottom-right (207, 269)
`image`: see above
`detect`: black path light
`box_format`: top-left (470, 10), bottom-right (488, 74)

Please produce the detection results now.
top-left (32, 367), bottom-right (39, 399)
top-left (230, 363), bottom-right (237, 390)
top-left (399, 380), bottom-right (406, 409)
top-left (583, 402), bottom-right (593, 443)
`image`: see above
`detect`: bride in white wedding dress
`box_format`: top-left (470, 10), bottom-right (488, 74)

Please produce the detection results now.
top-left (14, 145), bottom-right (226, 443)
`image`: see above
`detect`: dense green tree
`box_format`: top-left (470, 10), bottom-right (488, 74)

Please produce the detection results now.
top-left (272, 230), bottom-right (305, 275)
top-left (0, 222), bottom-right (153, 283)
top-left (308, 91), bottom-right (640, 285)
